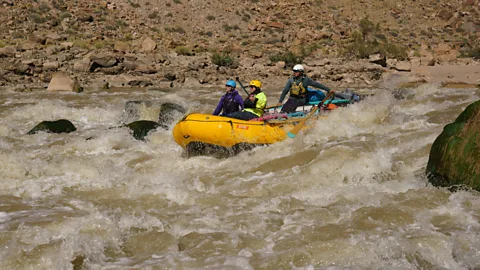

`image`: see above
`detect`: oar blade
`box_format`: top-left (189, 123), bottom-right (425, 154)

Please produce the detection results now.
top-left (287, 106), bottom-right (319, 138)
top-left (286, 91), bottom-right (334, 139)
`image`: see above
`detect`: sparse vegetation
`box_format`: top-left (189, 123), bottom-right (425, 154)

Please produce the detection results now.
top-left (269, 51), bottom-right (304, 68)
top-left (116, 19), bottom-right (129, 28)
top-left (148, 11), bottom-right (158, 19)
top-left (165, 26), bottom-right (186, 34)
top-left (206, 15), bottom-right (215, 21)
top-left (223, 24), bottom-right (239, 32)
top-left (38, 3), bottom-right (50, 12)
top-left (30, 14), bottom-right (46, 24)
top-left (460, 46), bottom-right (480, 59)
top-left (175, 46), bottom-right (193, 56)
top-left (211, 52), bottom-right (237, 67)
top-left (344, 16), bottom-right (408, 60)
top-left (60, 12), bottom-right (71, 19)
top-left (128, 0), bottom-right (141, 8)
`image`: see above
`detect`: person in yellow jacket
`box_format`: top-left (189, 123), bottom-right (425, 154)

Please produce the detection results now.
top-left (227, 80), bottom-right (267, 121)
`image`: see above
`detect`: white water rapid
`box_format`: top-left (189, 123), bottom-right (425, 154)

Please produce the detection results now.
top-left (0, 84), bottom-right (479, 269)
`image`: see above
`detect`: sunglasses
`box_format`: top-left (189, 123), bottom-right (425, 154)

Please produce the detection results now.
top-left (225, 85), bottom-right (233, 87)
top-left (249, 85), bottom-right (256, 88)
top-left (293, 70), bottom-right (302, 72)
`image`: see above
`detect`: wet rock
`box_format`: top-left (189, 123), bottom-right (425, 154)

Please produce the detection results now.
top-left (27, 119), bottom-right (77, 134)
top-left (426, 100), bottom-right (480, 191)
top-left (126, 120), bottom-right (162, 141)
top-left (158, 102), bottom-right (187, 127)
top-left (122, 101), bottom-right (186, 127)
top-left (127, 80), bottom-right (153, 87)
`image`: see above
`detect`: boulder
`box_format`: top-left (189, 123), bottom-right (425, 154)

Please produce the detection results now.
top-left (158, 102), bottom-right (186, 127)
top-left (426, 100), bottom-right (480, 191)
top-left (47, 72), bottom-right (83, 92)
top-left (126, 120), bottom-right (161, 141)
top-left (27, 119), bottom-right (76, 134)
top-left (90, 53), bottom-right (118, 68)
top-left (122, 101), bottom-right (186, 127)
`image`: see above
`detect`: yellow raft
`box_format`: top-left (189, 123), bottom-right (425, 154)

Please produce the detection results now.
top-left (172, 113), bottom-right (326, 156)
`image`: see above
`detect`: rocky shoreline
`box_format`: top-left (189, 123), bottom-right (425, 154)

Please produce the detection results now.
top-left (1, 0), bottom-right (479, 94)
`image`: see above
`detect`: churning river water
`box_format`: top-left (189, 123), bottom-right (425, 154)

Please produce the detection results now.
top-left (0, 83), bottom-right (479, 270)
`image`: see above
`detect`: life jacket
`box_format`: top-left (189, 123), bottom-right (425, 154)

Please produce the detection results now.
top-left (222, 90), bottom-right (241, 114)
top-left (244, 89), bottom-right (267, 117)
top-left (290, 77), bottom-right (307, 99)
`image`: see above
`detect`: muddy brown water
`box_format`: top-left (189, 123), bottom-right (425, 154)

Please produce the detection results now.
top-left (0, 84), bottom-right (479, 269)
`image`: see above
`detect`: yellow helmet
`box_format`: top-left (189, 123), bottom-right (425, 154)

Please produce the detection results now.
top-left (249, 80), bottom-right (262, 89)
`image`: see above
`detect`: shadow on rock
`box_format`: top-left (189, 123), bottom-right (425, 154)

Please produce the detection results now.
top-left (27, 119), bottom-right (77, 134)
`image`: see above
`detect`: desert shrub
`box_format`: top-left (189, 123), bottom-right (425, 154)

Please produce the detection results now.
top-left (199, 31), bottom-right (213, 37)
top-left (60, 12), bottom-right (71, 19)
top-left (269, 51), bottom-right (303, 67)
top-left (460, 46), bottom-right (480, 59)
top-left (128, 1), bottom-right (141, 8)
top-left (52, 0), bottom-right (66, 10)
top-left (211, 52), bottom-right (237, 67)
top-left (93, 40), bottom-right (109, 49)
top-left (359, 17), bottom-right (377, 40)
top-left (30, 14), bottom-right (46, 24)
top-left (206, 15), bottom-right (215, 21)
top-left (148, 11), bottom-right (158, 19)
top-left (73, 40), bottom-right (90, 49)
top-left (223, 24), bottom-right (239, 32)
top-left (175, 46), bottom-right (192, 56)
top-left (38, 3), bottom-right (50, 12)
top-left (116, 19), bottom-right (129, 27)
top-left (343, 17), bottom-right (408, 60)
top-left (165, 26), bottom-right (185, 34)
top-left (384, 42), bottom-right (408, 60)
top-left (0, 40), bottom-right (6, 48)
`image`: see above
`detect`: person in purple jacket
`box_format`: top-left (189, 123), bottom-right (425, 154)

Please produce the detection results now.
top-left (213, 79), bottom-right (244, 116)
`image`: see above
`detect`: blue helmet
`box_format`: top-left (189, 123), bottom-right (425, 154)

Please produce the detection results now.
top-left (225, 79), bottom-right (236, 88)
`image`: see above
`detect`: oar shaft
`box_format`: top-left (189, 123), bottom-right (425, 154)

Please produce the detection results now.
top-left (235, 77), bottom-right (250, 96)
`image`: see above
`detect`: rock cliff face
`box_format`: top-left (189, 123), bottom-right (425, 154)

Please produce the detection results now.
top-left (426, 100), bottom-right (480, 191)
top-left (0, 0), bottom-right (479, 91)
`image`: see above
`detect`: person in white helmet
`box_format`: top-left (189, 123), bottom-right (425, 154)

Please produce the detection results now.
top-left (278, 64), bottom-right (332, 113)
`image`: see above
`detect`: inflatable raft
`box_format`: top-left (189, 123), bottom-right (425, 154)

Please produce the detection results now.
top-left (173, 90), bottom-right (359, 157)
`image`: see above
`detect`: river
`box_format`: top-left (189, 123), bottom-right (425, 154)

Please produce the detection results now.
top-left (0, 84), bottom-right (479, 269)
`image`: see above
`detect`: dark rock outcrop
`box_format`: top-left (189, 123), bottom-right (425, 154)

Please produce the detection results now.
top-left (27, 119), bottom-right (77, 134)
top-left (126, 120), bottom-right (161, 141)
top-left (158, 102), bottom-right (186, 127)
top-left (122, 100), bottom-right (186, 128)
top-left (426, 100), bottom-right (480, 190)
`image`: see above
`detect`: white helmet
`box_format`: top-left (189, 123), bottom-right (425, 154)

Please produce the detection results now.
top-left (293, 64), bottom-right (304, 72)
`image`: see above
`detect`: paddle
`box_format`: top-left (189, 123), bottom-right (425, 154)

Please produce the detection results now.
top-left (235, 77), bottom-right (250, 96)
top-left (287, 91), bottom-right (335, 138)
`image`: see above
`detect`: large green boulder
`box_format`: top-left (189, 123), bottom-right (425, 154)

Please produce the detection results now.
top-left (27, 119), bottom-right (77, 134)
top-left (426, 100), bottom-right (480, 190)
